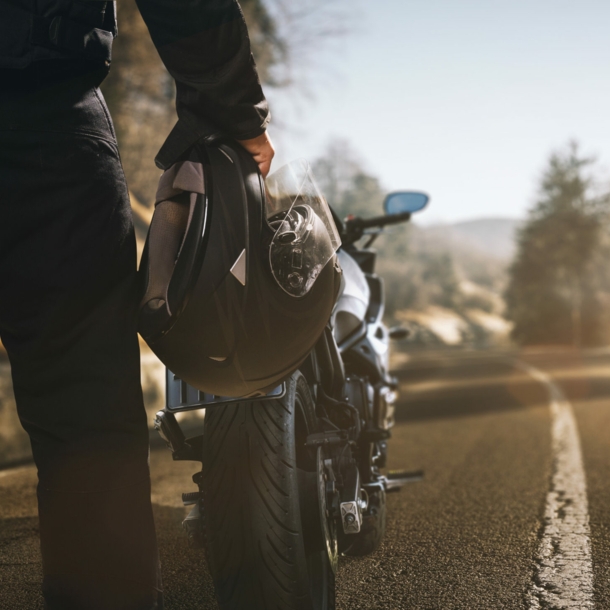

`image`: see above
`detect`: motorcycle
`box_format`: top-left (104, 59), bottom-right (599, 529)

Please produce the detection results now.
top-left (153, 189), bottom-right (429, 609)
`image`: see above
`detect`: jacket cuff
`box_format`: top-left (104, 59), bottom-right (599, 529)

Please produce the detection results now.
top-left (230, 116), bottom-right (270, 141)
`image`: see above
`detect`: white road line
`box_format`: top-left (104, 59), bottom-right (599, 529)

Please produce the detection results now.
top-left (513, 360), bottom-right (595, 610)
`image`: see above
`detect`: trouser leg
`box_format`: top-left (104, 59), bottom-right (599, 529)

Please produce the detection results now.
top-left (0, 77), bottom-right (162, 609)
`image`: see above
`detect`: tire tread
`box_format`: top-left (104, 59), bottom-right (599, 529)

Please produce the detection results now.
top-left (202, 373), bottom-right (329, 610)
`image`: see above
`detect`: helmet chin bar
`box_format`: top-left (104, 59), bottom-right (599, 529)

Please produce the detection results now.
top-left (269, 205), bottom-right (322, 297)
top-left (266, 159), bottom-right (341, 298)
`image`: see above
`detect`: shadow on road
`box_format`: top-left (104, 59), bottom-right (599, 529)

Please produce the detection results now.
top-left (393, 355), bottom-right (548, 423)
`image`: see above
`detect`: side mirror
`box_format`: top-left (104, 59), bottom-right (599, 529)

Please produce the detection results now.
top-left (383, 191), bottom-right (429, 215)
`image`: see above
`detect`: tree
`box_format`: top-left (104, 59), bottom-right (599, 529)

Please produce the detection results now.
top-left (505, 143), bottom-right (610, 346)
top-left (311, 139), bottom-right (469, 319)
top-left (312, 139), bottom-right (385, 220)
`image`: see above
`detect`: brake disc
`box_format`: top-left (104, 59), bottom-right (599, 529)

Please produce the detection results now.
top-left (316, 446), bottom-right (339, 573)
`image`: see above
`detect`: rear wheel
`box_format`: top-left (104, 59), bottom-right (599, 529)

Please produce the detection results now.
top-left (201, 371), bottom-right (336, 610)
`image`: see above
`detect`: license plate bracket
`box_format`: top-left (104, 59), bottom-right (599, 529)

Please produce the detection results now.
top-left (165, 369), bottom-right (286, 412)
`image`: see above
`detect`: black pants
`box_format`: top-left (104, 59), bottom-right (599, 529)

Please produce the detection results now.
top-left (0, 64), bottom-right (162, 609)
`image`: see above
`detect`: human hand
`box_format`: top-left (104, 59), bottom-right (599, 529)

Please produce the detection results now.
top-left (237, 131), bottom-right (275, 178)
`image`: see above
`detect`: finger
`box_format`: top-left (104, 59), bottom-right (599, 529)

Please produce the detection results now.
top-left (236, 134), bottom-right (274, 177)
top-left (259, 159), bottom-right (271, 178)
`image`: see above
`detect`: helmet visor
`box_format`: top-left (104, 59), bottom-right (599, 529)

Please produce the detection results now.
top-left (265, 159), bottom-right (341, 297)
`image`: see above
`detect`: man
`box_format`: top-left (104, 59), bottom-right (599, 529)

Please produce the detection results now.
top-left (0, 1), bottom-right (274, 607)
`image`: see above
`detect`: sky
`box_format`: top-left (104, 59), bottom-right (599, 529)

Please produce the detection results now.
top-left (266, 0), bottom-right (610, 223)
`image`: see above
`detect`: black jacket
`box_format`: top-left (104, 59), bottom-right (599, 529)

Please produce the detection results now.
top-left (0, 0), bottom-right (117, 68)
top-left (137, 0), bottom-right (269, 142)
top-left (0, 0), bottom-right (269, 142)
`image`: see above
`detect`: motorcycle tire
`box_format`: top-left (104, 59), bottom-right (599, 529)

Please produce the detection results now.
top-left (340, 486), bottom-right (386, 556)
top-left (201, 371), bottom-right (336, 610)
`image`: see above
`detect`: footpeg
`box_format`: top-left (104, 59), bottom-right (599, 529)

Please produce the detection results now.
top-left (389, 325), bottom-right (410, 340)
top-left (182, 491), bottom-right (203, 506)
top-left (382, 469), bottom-right (424, 492)
top-left (154, 411), bottom-right (186, 453)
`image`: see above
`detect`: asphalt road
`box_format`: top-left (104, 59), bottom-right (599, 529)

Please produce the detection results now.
top-left (3, 348), bottom-right (610, 609)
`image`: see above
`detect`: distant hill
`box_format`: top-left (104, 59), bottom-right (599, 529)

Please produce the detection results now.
top-left (412, 217), bottom-right (523, 262)
top-left (383, 217), bottom-right (523, 347)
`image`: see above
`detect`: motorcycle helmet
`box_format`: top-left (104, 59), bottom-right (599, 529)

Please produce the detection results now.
top-left (138, 137), bottom-right (342, 398)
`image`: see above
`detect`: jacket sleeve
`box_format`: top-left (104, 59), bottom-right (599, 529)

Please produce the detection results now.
top-left (135, 0), bottom-right (270, 140)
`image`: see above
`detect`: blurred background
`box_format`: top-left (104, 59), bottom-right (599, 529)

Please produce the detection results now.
top-left (2, 0), bottom-right (610, 465)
